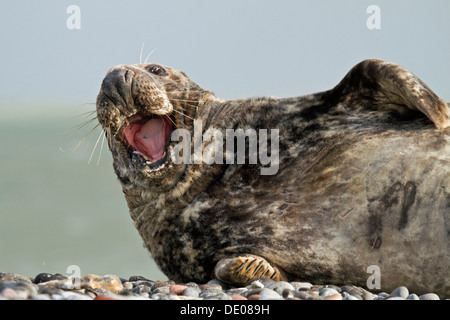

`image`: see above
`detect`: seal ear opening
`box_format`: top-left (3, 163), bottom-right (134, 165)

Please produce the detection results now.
top-left (334, 59), bottom-right (450, 130)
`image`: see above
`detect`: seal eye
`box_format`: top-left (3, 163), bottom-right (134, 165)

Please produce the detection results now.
top-left (148, 65), bottom-right (168, 77)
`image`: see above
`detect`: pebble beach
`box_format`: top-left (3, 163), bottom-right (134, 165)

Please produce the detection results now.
top-left (0, 272), bottom-right (444, 300)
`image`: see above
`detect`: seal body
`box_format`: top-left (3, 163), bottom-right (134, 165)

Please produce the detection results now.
top-left (96, 59), bottom-right (449, 296)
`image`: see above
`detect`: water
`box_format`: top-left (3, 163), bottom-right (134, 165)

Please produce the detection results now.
top-left (0, 109), bottom-right (166, 280)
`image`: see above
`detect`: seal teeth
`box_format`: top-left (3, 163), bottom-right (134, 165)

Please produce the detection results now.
top-left (145, 152), bottom-right (166, 165)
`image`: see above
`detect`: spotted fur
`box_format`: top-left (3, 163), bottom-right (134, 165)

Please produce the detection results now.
top-left (96, 59), bottom-right (449, 297)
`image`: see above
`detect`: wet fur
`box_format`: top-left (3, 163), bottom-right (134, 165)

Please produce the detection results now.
top-left (96, 59), bottom-right (449, 297)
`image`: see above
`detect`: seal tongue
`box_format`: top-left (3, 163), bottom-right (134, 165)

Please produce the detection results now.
top-left (123, 116), bottom-right (172, 161)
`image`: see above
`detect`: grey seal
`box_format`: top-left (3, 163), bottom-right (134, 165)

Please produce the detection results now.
top-left (96, 59), bottom-right (449, 296)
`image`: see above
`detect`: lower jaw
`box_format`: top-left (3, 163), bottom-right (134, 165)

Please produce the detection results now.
top-left (130, 148), bottom-right (169, 170)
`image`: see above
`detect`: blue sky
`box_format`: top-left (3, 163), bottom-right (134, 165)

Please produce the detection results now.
top-left (1, 0), bottom-right (449, 112)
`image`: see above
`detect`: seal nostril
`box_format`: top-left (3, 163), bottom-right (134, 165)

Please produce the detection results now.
top-left (124, 69), bottom-right (133, 83)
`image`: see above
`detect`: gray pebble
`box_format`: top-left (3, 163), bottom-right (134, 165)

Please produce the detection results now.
top-left (242, 288), bottom-right (263, 298)
top-left (123, 281), bottom-right (133, 290)
top-left (319, 287), bottom-right (340, 297)
top-left (32, 294), bottom-right (52, 300)
top-left (362, 290), bottom-right (376, 300)
top-left (226, 287), bottom-right (248, 295)
top-left (206, 279), bottom-right (228, 289)
top-left (341, 285), bottom-right (363, 299)
top-left (282, 289), bottom-right (295, 299)
top-left (247, 280), bottom-right (265, 289)
top-left (182, 287), bottom-right (200, 298)
top-left (60, 291), bottom-right (92, 300)
top-left (377, 292), bottom-right (389, 299)
top-left (152, 286), bottom-right (170, 294)
top-left (343, 294), bottom-right (360, 300)
top-left (265, 281), bottom-right (295, 295)
top-left (128, 275), bottom-right (151, 282)
top-left (291, 282), bottom-right (312, 290)
top-left (200, 287), bottom-right (231, 300)
top-left (390, 286), bottom-right (409, 298)
top-left (323, 284), bottom-right (342, 292)
top-left (0, 281), bottom-right (37, 299)
top-left (294, 290), bottom-right (311, 300)
top-left (406, 293), bottom-right (420, 300)
top-left (201, 291), bottom-right (232, 300)
top-left (385, 296), bottom-right (405, 300)
top-left (254, 278), bottom-right (275, 286)
top-left (132, 284), bottom-right (152, 295)
top-left (258, 288), bottom-right (282, 299)
top-left (419, 293), bottom-right (440, 300)
top-left (0, 273), bottom-right (33, 284)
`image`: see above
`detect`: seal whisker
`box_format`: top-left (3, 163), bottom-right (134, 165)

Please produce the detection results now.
top-left (139, 42), bottom-right (145, 64)
top-left (143, 48), bottom-right (157, 64)
top-left (171, 108), bottom-right (195, 121)
top-left (88, 127), bottom-right (104, 165)
top-left (70, 122), bottom-right (101, 152)
top-left (97, 130), bottom-right (106, 165)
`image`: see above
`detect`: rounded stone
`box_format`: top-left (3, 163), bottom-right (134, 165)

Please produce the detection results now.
top-left (377, 292), bottom-right (389, 299)
top-left (152, 286), bottom-right (170, 294)
top-left (323, 294), bottom-right (343, 300)
top-left (169, 284), bottom-right (188, 295)
top-left (341, 286), bottom-right (364, 299)
top-left (231, 295), bottom-right (247, 300)
top-left (0, 273), bottom-right (33, 284)
top-left (265, 281), bottom-right (295, 295)
top-left (291, 282), bottom-right (312, 290)
top-left (361, 289), bottom-right (376, 300)
top-left (206, 279), bottom-right (228, 289)
top-left (343, 294), bottom-right (359, 300)
top-left (182, 287), bottom-right (200, 298)
top-left (385, 296), bottom-right (405, 300)
top-left (253, 278), bottom-right (275, 286)
top-left (200, 291), bottom-right (232, 300)
top-left (282, 289), bottom-right (295, 299)
top-left (247, 280), bottom-right (265, 289)
top-left (323, 284), bottom-right (342, 292)
top-left (129, 275), bottom-right (151, 282)
top-left (419, 293), bottom-right (440, 300)
top-left (319, 287), bottom-right (340, 297)
top-left (226, 288), bottom-right (248, 296)
top-left (390, 286), bottom-right (409, 298)
top-left (1, 288), bottom-right (19, 299)
top-left (122, 282), bottom-right (133, 290)
top-left (199, 283), bottom-right (222, 291)
top-left (132, 284), bottom-right (152, 295)
top-left (294, 291), bottom-right (311, 300)
top-left (84, 274), bottom-right (124, 293)
top-left (33, 273), bottom-right (67, 284)
top-left (406, 294), bottom-right (420, 300)
top-left (258, 288), bottom-right (281, 299)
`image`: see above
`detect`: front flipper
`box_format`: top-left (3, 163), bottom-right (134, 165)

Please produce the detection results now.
top-left (214, 254), bottom-right (286, 286)
top-left (333, 59), bottom-right (450, 129)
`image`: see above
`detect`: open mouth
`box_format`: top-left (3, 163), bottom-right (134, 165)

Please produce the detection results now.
top-left (122, 111), bottom-right (173, 167)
